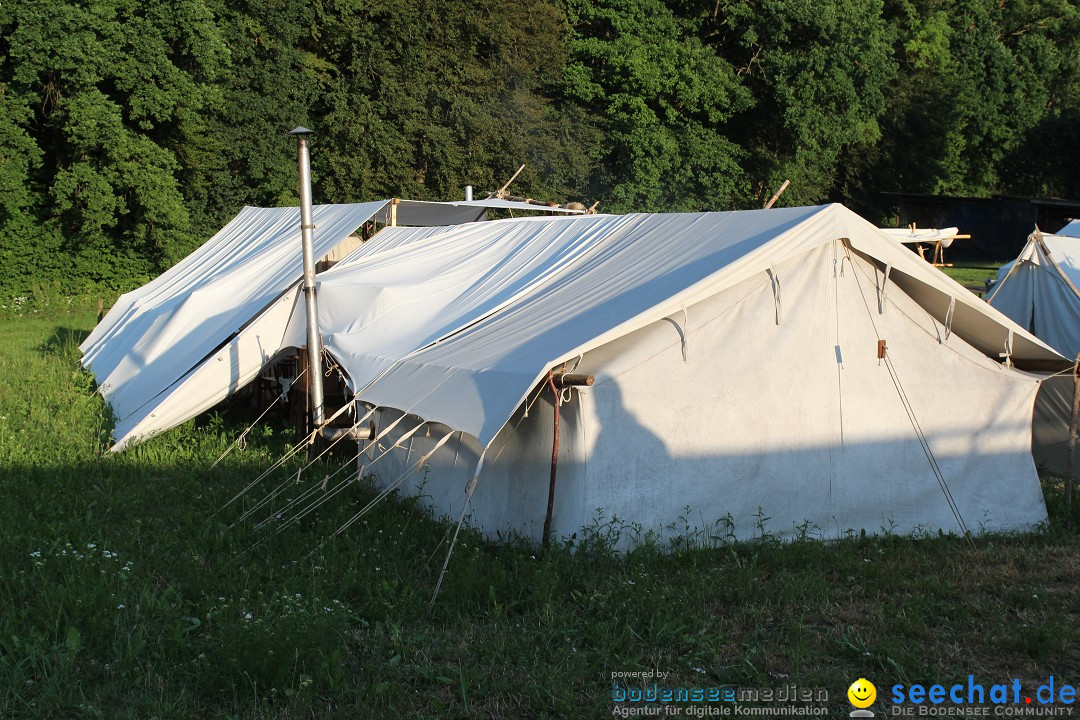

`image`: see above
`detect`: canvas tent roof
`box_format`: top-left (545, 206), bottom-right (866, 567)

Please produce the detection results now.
top-left (389, 198), bottom-right (585, 226)
top-left (81, 202), bottom-right (389, 429)
top-left (1058, 220), bottom-right (1080, 237)
top-left (309, 204), bottom-right (1061, 447)
top-left (107, 222), bottom-right (455, 450)
top-left (85, 198), bottom-right (585, 446)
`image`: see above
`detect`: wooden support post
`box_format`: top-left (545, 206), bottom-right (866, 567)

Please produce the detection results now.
top-left (553, 373), bottom-right (594, 388)
top-left (96, 297), bottom-right (104, 322)
top-left (763, 179), bottom-right (791, 209)
top-left (1067, 353), bottom-right (1080, 514)
top-left (494, 163), bottom-right (526, 198)
top-left (389, 198), bottom-right (399, 227)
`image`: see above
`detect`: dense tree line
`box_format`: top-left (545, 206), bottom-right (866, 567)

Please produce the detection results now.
top-left (1, 0), bottom-right (1077, 292)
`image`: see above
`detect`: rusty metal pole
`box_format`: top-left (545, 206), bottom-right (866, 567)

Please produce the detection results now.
top-left (542, 371), bottom-right (561, 549)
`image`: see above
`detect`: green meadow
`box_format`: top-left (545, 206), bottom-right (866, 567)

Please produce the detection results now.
top-left (1, 301), bottom-right (1078, 719)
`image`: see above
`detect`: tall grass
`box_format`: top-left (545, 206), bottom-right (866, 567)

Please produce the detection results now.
top-left (1, 311), bottom-right (1078, 718)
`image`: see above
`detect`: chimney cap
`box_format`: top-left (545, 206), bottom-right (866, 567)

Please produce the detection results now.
top-left (286, 126), bottom-right (315, 136)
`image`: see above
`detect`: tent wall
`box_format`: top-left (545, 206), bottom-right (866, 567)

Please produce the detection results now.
top-left (369, 398), bottom-right (589, 543)
top-left (365, 241), bottom-right (1046, 543)
top-left (573, 243), bottom-right (1044, 540)
top-left (1032, 376), bottom-right (1080, 481)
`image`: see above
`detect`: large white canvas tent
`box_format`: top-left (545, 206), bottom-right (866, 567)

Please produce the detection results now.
top-left (81, 198), bottom-right (584, 448)
top-left (302, 204), bottom-right (1062, 542)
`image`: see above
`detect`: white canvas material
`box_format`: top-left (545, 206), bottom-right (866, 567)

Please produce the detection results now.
top-left (81, 202), bottom-right (389, 431)
top-left (988, 231), bottom-right (1080, 357)
top-left (1058, 220), bottom-right (1080, 237)
top-left (91, 201), bottom-right (1062, 543)
top-left (308, 204), bottom-right (1058, 542)
top-left (87, 198), bottom-right (586, 449)
top-left (880, 226), bottom-right (960, 248)
top-left (391, 199), bottom-right (585, 227)
top-left (106, 223), bottom-right (464, 450)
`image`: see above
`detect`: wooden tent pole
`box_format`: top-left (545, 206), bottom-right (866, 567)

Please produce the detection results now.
top-left (494, 163), bottom-right (526, 199)
top-left (763, 179), bottom-right (790, 209)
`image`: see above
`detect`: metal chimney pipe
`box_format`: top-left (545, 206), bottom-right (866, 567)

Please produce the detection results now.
top-left (287, 126), bottom-right (325, 428)
top-left (464, 185), bottom-right (473, 202)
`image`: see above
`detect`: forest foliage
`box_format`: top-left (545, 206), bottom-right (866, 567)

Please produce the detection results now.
top-left (1, 0), bottom-right (1078, 292)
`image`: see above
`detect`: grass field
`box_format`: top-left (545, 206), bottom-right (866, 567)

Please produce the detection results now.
top-left (939, 263), bottom-right (1002, 290)
top-left (2, 297), bottom-right (1078, 719)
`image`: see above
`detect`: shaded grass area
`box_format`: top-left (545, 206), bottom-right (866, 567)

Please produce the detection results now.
top-left (1, 312), bottom-right (1078, 718)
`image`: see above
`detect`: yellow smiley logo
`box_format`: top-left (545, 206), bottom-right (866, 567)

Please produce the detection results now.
top-left (848, 678), bottom-right (876, 708)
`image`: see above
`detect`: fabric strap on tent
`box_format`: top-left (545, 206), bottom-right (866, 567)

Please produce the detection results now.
top-left (767, 265), bottom-right (782, 325)
top-left (944, 297), bottom-right (956, 341)
top-left (878, 263), bottom-right (892, 314)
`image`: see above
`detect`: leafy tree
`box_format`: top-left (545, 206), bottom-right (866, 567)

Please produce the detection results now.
top-left (838, 0), bottom-right (1080, 222)
top-left (701, 0), bottom-right (896, 206)
top-left (561, 0), bottom-right (752, 212)
top-left (1, 0), bottom-right (226, 289)
top-left (308, 0), bottom-right (598, 206)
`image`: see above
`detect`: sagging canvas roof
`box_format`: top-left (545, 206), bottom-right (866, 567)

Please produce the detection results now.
top-left (81, 202), bottom-right (389, 429)
top-left (86, 197), bottom-right (578, 442)
top-left (314, 204), bottom-right (1063, 447)
top-left (108, 222), bottom-right (453, 450)
top-left (988, 230), bottom-right (1080, 357)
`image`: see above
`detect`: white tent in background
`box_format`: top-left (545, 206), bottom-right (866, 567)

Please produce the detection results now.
top-left (1058, 220), bottom-right (1080, 237)
top-left (302, 204), bottom-right (1062, 543)
top-left (987, 230), bottom-right (1080, 358)
top-left (82, 198), bottom-right (584, 449)
top-left (987, 228), bottom-right (1080, 480)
